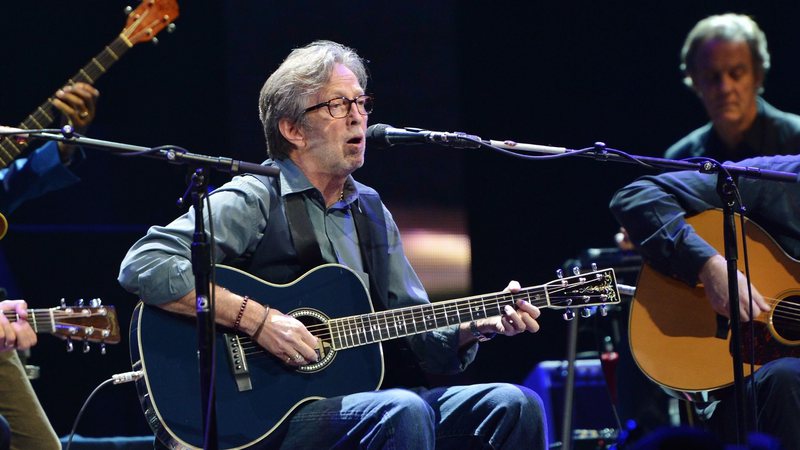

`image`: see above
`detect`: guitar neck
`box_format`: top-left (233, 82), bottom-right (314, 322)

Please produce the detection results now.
top-left (327, 279), bottom-right (596, 351)
top-left (0, 34), bottom-right (132, 167)
top-left (2, 308), bottom-right (57, 334)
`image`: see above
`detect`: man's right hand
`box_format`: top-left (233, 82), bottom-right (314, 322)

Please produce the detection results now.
top-left (698, 254), bottom-right (771, 321)
top-left (0, 300), bottom-right (37, 351)
top-left (254, 306), bottom-right (319, 366)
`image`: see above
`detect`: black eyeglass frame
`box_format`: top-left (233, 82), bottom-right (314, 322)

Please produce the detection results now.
top-left (302, 94), bottom-right (374, 118)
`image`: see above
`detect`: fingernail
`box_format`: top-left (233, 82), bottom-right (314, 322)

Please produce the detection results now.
top-left (56, 90), bottom-right (64, 97)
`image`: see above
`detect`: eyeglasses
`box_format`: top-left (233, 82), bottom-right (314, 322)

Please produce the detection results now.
top-left (303, 95), bottom-right (374, 118)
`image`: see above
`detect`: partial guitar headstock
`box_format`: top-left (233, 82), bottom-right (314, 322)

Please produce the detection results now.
top-left (544, 266), bottom-right (620, 319)
top-left (48, 299), bottom-right (121, 353)
top-left (122, 0), bottom-right (179, 46)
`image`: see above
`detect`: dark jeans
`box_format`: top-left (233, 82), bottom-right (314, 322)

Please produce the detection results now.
top-left (707, 357), bottom-right (800, 449)
top-left (155, 383), bottom-right (547, 449)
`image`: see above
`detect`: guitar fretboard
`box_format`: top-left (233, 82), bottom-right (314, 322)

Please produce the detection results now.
top-left (0, 35), bottom-right (132, 167)
top-left (2, 309), bottom-right (57, 334)
top-left (327, 273), bottom-right (615, 350)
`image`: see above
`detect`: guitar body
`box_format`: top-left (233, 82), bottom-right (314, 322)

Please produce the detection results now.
top-left (131, 264), bottom-right (383, 449)
top-left (630, 209), bottom-right (800, 400)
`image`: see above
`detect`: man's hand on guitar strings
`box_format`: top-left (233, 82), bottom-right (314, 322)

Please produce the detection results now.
top-left (253, 305), bottom-right (319, 366)
top-left (0, 300), bottom-right (37, 351)
top-left (699, 254), bottom-right (770, 321)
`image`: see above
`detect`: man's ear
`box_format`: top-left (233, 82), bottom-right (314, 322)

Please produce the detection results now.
top-left (279, 118), bottom-right (305, 149)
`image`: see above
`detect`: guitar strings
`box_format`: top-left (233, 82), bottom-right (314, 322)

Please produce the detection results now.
top-left (305, 280), bottom-right (609, 339)
top-left (2, 310), bottom-right (105, 323)
top-left (236, 277), bottom-right (616, 356)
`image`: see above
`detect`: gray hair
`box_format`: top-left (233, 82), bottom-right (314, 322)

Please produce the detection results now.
top-left (258, 40), bottom-right (368, 160)
top-left (680, 14), bottom-right (770, 92)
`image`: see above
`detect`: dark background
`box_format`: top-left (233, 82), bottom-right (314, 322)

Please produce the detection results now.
top-left (1, 0), bottom-right (799, 439)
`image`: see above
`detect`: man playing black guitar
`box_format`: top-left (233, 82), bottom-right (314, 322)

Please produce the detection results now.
top-left (119, 40), bottom-right (548, 449)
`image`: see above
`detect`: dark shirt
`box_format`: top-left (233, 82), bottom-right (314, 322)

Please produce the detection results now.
top-left (0, 141), bottom-right (80, 214)
top-left (609, 154), bottom-right (800, 286)
top-left (664, 98), bottom-right (800, 162)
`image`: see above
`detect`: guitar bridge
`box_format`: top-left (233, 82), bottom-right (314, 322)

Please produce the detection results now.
top-left (223, 333), bottom-right (252, 392)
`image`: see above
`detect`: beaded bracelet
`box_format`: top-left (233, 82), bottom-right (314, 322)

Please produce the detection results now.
top-left (233, 296), bottom-right (250, 332)
top-left (252, 305), bottom-right (271, 340)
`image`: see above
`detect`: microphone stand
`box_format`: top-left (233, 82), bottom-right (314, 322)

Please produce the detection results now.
top-left (480, 138), bottom-right (797, 446)
top-left (18, 128), bottom-right (279, 449)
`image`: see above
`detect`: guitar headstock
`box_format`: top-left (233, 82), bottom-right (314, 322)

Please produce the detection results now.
top-left (544, 268), bottom-right (620, 318)
top-left (49, 300), bottom-right (121, 351)
top-left (122, 0), bottom-right (179, 45)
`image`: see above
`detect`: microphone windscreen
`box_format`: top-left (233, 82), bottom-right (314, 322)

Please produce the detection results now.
top-left (366, 123), bottom-right (392, 149)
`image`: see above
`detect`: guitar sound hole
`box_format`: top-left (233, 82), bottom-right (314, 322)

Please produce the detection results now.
top-left (772, 296), bottom-right (800, 344)
top-left (291, 309), bottom-right (335, 373)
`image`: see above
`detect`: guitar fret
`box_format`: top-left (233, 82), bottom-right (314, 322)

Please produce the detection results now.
top-left (105, 45), bottom-right (119, 60)
top-left (36, 106), bottom-right (54, 123)
top-left (91, 58), bottom-right (106, 72)
top-left (339, 319), bottom-right (348, 348)
top-left (340, 318), bottom-right (351, 348)
top-left (0, 141), bottom-right (15, 164)
top-left (384, 312), bottom-right (397, 339)
top-left (358, 315), bottom-right (367, 344)
top-left (332, 319), bottom-right (343, 350)
top-left (78, 68), bottom-right (95, 84)
top-left (348, 317), bottom-right (356, 347)
top-left (382, 311), bottom-right (392, 339)
top-left (28, 116), bottom-right (44, 128)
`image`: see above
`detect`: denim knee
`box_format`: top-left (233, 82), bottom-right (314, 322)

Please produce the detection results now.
top-left (380, 388), bottom-right (436, 426)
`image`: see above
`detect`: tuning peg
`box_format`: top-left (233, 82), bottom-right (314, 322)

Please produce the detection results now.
top-left (60, 298), bottom-right (67, 308)
top-left (580, 307), bottom-right (593, 318)
top-left (167, 23), bottom-right (176, 33)
top-left (66, 338), bottom-right (74, 353)
top-left (600, 305), bottom-right (608, 317)
top-left (562, 309), bottom-right (575, 321)
top-left (152, 37), bottom-right (159, 46)
top-left (100, 343), bottom-right (107, 355)
top-left (591, 262), bottom-right (598, 271)
top-left (572, 266), bottom-right (581, 276)
top-left (124, 6), bottom-right (133, 15)
top-left (556, 269), bottom-right (564, 279)
top-left (77, 298), bottom-right (84, 307)
top-left (90, 298), bottom-right (102, 307)
top-left (83, 340), bottom-right (91, 353)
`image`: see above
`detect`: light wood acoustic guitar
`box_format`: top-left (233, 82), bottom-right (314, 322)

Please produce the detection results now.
top-left (629, 209), bottom-right (800, 401)
top-left (3, 300), bottom-right (120, 352)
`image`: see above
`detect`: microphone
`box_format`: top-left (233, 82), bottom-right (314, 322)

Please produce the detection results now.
top-left (366, 123), bottom-right (483, 149)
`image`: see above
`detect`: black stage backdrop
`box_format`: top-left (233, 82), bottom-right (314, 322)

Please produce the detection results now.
top-left (1, 0), bottom-right (799, 438)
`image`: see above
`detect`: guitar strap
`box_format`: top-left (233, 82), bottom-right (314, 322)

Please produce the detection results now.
top-left (284, 193), bottom-right (325, 271)
top-left (351, 196), bottom-right (428, 389)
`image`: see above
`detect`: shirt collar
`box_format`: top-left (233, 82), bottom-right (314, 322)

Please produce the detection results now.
top-left (273, 158), bottom-right (359, 206)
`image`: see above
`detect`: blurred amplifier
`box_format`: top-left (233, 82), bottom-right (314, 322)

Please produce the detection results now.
top-left (523, 359), bottom-right (617, 446)
top-left (561, 247), bottom-right (641, 286)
